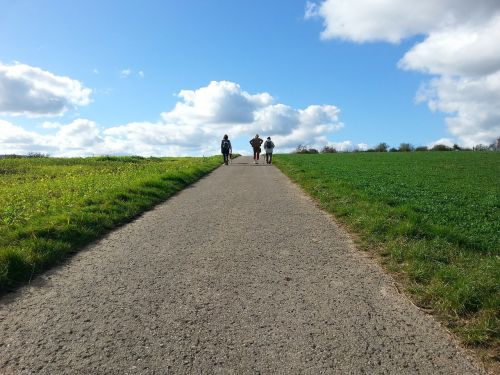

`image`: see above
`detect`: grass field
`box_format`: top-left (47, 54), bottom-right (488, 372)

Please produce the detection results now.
top-left (274, 152), bottom-right (499, 348)
top-left (0, 156), bottom-right (221, 290)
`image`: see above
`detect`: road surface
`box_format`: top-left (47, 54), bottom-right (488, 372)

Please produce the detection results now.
top-left (0, 156), bottom-right (485, 374)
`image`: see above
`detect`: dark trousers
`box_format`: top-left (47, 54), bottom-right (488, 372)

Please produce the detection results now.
top-left (222, 152), bottom-right (229, 165)
top-left (253, 148), bottom-right (260, 160)
top-left (266, 152), bottom-right (273, 164)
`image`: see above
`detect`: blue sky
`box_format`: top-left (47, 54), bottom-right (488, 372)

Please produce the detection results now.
top-left (1, 0), bottom-right (499, 156)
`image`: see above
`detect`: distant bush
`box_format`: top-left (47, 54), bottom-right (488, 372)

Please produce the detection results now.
top-left (321, 146), bottom-right (337, 153)
top-left (374, 142), bottom-right (389, 152)
top-left (94, 155), bottom-right (147, 162)
top-left (27, 152), bottom-right (50, 158)
top-left (415, 146), bottom-right (428, 151)
top-left (473, 144), bottom-right (489, 151)
top-left (399, 143), bottom-right (414, 152)
top-left (295, 145), bottom-right (319, 154)
top-left (431, 144), bottom-right (452, 151)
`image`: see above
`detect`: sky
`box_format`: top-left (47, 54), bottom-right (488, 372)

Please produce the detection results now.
top-left (0, 0), bottom-right (499, 156)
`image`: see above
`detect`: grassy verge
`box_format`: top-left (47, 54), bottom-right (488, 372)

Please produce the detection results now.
top-left (274, 152), bottom-right (499, 350)
top-left (0, 156), bottom-right (221, 290)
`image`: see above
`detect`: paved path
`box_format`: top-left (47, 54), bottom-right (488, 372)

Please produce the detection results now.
top-left (0, 156), bottom-right (484, 374)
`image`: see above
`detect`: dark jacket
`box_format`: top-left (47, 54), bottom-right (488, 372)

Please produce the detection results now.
top-left (221, 139), bottom-right (232, 154)
top-left (250, 137), bottom-right (263, 149)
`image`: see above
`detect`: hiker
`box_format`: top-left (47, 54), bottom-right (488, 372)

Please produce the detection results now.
top-left (249, 134), bottom-right (263, 164)
top-left (221, 134), bottom-right (232, 165)
top-left (264, 136), bottom-right (275, 164)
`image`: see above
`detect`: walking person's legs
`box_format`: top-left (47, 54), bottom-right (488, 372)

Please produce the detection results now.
top-left (269, 153), bottom-right (273, 164)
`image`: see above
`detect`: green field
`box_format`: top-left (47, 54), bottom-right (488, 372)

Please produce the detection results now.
top-left (0, 156), bottom-right (221, 290)
top-left (274, 152), bottom-right (499, 347)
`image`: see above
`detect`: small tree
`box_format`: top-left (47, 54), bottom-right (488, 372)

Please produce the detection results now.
top-left (294, 144), bottom-right (319, 154)
top-left (431, 144), bottom-right (452, 151)
top-left (27, 152), bottom-right (50, 158)
top-left (295, 144), bottom-right (308, 154)
top-left (399, 143), bottom-right (414, 152)
top-left (473, 144), bottom-right (489, 151)
top-left (415, 146), bottom-right (428, 151)
top-left (453, 144), bottom-right (461, 151)
top-left (374, 142), bottom-right (389, 152)
top-left (321, 145), bottom-right (337, 153)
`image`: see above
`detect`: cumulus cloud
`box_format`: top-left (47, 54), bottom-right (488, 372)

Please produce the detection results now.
top-left (326, 141), bottom-right (369, 152)
top-left (0, 81), bottom-right (344, 156)
top-left (120, 69), bottom-right (132, 78)
top-left (399, 15), bottom-right (500, 77)
top-left (163, 81), bottom-right (273, 125)
top-left (428, 138), bottom-right (455, 149)
top-left (0, 62), bottom-right (92, 116)
top-left (0, 119), bottom-right (103, 156)
top-left (307, 0), bottom-right (500, 146)
top-left (305, 0), bottom-right (498, 43)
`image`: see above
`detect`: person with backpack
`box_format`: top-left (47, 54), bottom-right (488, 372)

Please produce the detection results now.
top-left (264, 136), bottom-right (275, 164)
top-left (249, 134), bottom-right (263, 164)
top-left (221, 134), bottom-right (232, 165)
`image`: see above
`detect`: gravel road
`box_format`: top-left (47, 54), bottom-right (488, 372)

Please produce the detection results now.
top-left (0, 156), bottom-right (485, 374)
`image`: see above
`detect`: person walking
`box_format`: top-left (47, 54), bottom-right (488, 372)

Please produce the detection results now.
top-left (249, 134), bottom-right (263, 164)
top-left (264, 136), bottom-right (275, 164)
top-left (221, 134), bottom-right (232, 165)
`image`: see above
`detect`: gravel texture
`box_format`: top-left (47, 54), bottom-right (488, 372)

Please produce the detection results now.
top-left (0, 156), bottom-right (485, 374)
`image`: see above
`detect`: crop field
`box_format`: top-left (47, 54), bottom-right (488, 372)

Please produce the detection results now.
top-left (0, 156), bottom-right (221, 290)
top-left (274, 152), bottom-right (499, 347)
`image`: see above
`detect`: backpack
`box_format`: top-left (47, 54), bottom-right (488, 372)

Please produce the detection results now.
top-left (221, 139), bottom-right (230, 152)
top-left (265, 140), bottom-right (273, 149)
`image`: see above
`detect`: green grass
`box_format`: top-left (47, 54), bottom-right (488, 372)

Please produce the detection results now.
top-left (0, 155), bottom-right (222, 290)
top-left (274, 152), bottom-right (499, 348)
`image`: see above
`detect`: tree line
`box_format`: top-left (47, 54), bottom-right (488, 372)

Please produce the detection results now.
top-left (294, 138), bottom-right (500, 154)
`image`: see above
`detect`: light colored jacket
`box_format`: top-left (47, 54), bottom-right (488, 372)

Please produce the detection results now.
top-left (264, 140), bottom-right (275, 153)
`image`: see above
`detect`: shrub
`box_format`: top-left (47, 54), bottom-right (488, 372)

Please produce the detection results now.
top-left (321, 146), bottom-right (337, 153)
top-left (295, 145), bottom-right (319, 154)
top-left (415, 146), bottom-right (428, 151)
top-left (473, 144), bottom-right (489, 151)
top-left (432, 144), bottom-right (452, 151)
top-left (374, 142), bottom-right (389, 152)
top-left (399, 143), bottom-right (414, 152)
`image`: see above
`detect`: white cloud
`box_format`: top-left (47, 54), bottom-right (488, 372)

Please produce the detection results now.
top-left (327, 140), bottom-right (368, 152)
top-left (138, 70), bottom-right (144, 78)
top-left (428, 138), bottom-right (455, 148)
top-left (163, 81), bottom-right (273, 125)
top-left (307, 0), bottom-right (500, 146)
top-left (0, 81), bottom-right (344, 156)
top-left (305, 0), bottom-right (499, 43)
top-left (120, 69), bottom-right (132, 78)
top-left (416, 72), bottom-right (500, 147)
top-left (399, 15), bottom-right (500, 77)
top-left (0, 62), bottom-right (92, 116)
top-left (0, 119), bottom-right (103, 156)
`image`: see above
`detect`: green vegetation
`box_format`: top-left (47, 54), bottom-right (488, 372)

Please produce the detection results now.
top-left (0, 156), bottom-right (221, 290)
top-left (274, 152), bottom-right (499, 347)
